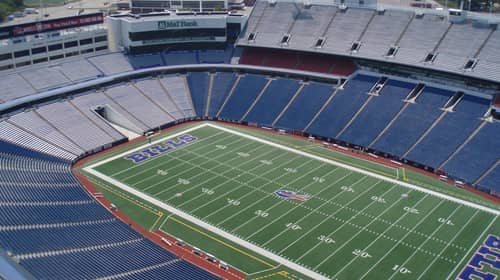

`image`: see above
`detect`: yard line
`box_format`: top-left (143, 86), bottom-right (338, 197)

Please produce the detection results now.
top-left (161, 143), bottom-right (275, 204)
top-left (201, 154), bottom-right (310, 220)
top-left (295, 182), bottom-right (395, 263)
top-left (314, 184), bottom-right (403, 270)
top-left (213, 159), bottom-right (317, 226)
top-left (121, 131), bottom-right (242, 182)
top-left (173, 137), bottom-right (323, 196)
top-left (184, 144), bottom-right (403, 228)
top-left (155, 144), bottom-right (274, 206)
top-left (147, 138), bottom-right (262, 195)
top-left (229, 163), bottom-right (329, 234)
top-left (445, 215), bottom-right (498, 280)
top-left (120, 132), bottom-right (238, 181)
top-left (260, 171), bottom-right (355, 247)
top-left (179, 150), bottom-right (293, 212)
top-left (386, 204), bottom-right (464, 280)
top-left (416, 210), bottom-right (480, 280)
top-left (83, 167), bottom-right (331, 280)
top-left (87, 123), bottom-right (496, 280)
top-left (245, 167), bottom-right (340, 240)
top-left (174, 146), bottom-right (294, 209)
top-left (111, 128), bottom-right (225, 177)
top-left (157, 140), bottom-right (280, 200)
top-left (88, 123), bottom-right (211, 171)
top-left (334, 192), bottom-right (429, 278)
top-left (277, 176), bottom-right (374, 255)
top-left (205, 123), bottom-right (500, 216)
top-left (358, 196), bottom-right (444, 279)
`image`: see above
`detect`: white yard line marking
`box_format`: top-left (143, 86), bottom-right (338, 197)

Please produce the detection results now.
top-left (386, 205), bottom-right (463, 280)
top-left (335, 192), bottom-right (428, 278)
top-left (120, 132), bottom-right (237, 181)
top-left (261, 171), bottom-right (354, 247)
top-left (213, 159), bottom-right (316, 227)
top-left (147, 137), bottom-right (260, 196)
top-left (203, 123), bottom-right (500, 216)
top-left (169, 141), bottom-right (299, 211)
top-left (294, 180), bottom-right (389, 263)
top-left (181, 150), bottom-right (293, 212)
top-left (111, 125), bottom-right (223, 177)
top-left (245, 167), bottom-right (340, 240)
top-left (277, 175), bottom-right (371, 254)
top-left (313, 184), bottom-right (401, 270)
top-left (416, 210), bottom-right (480, 280)
top-left (201, 154), bottom-right (308, 220)
top-left (297, 181), bottom-right (395, 262)
top-left (84, 123), bottom-right (499, 280)
top-left (172, 146), bottom-right (291, 209)
top-left (162, 144), bottom-right (278, 205)
top-left (445, 215), bottom-right (498, 280)
top-left (229, 164), bottom-right (328, 234)
top-left (358, 197), bottom-right (443, 279)
top-left (84, 168), bottom-right (330, 280)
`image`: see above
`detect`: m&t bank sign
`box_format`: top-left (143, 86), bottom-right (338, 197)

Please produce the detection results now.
top-left (158, 20), bottom-right (198, 29)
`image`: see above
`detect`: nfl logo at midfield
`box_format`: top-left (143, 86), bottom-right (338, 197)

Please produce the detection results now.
top-left (275, 190), bottom-right (309, 202)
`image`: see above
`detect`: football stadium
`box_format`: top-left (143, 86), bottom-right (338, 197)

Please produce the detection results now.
top-left (0, 0), bottom-right (499, 279)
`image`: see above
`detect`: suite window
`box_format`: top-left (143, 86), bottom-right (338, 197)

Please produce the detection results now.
top-left (33, 57), bottom-right (48, 64)
top-left (0, 53), bottom-right (12, 61)
top-left (48, 44), bottom-right (63, 51)
top-left (31, 46), bottom-right (47, 55)
top-left (14, 50), bottom-right (30, 58)
top-left (95, 46), bottom-right (108, 51)
top-left (64, 41), bottom-right (78, 48)
top-left (79, 38), bottom-right (93, 45)
top-left (50, 54), bottom-right (64, 60)
top-left (94, 35), bottom-right (107, 43)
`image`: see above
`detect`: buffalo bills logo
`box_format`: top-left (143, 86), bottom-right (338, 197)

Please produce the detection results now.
top-left (275, 190), bottom-right (309, 202)
top-left (125, 134), bottom-right (197, 164)
top-left (458, 234), bottom-right (500, 280)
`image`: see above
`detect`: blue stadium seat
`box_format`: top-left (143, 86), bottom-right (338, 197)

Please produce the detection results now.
top-left (0, 141), bottom-right (220, 280)
top-left (198, 49), bottom-right (226, 64)
top-left (163, 51), bottom-right (198, 65)
top-left (306, 74), bottom-right (379, 139)
top-left (128, 53), bottom-right (165, 69)
top-left (406, 95), bottom-right (490, 168)
top-left (207, 72), bottom-right (237, 118)
top-left (442, 122), bottom-right (500, 183)
top-left (338, 79), bottom-right (414, 147)
top-left (477, 164), bottom-right (500, 193)
top-left (371, 87), bottom-right (454, 157)
top-left (126, 260), bottom-right (220, 279)
top-left (187, 72), bottom-right (210, 116)
top-left (244, 78), bottom-right (301, 126)
top-left (218, 74), bottom-right (268, 121)
top-left (275, 82), bottom-right (334, 130)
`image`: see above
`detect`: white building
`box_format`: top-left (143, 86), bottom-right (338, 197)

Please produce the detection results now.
top-left (0, 13), bottom-right (108, 71)
top-left (107, 11), bottom-right (247, 53)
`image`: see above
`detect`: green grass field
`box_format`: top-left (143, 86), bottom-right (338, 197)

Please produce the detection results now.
top-left (82, 122), bottom-right (499, 280)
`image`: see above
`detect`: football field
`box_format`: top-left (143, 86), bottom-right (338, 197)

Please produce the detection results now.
top-left (83, 123), bottom-right (500, 280)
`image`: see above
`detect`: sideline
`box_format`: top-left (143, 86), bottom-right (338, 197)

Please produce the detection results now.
top-left (204, 123), bottom-right (500, 216)
top-left (83, 122), bottom-right (500, 280)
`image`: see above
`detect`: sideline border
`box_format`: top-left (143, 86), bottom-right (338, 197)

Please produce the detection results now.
top-left (83, 122), bottom-right (500, 280)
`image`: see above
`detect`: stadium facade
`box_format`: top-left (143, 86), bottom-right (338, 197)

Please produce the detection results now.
top-left (107, 11), bottom-right (247, 53)
top-left (0, 13), bottom-right (107, 71)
